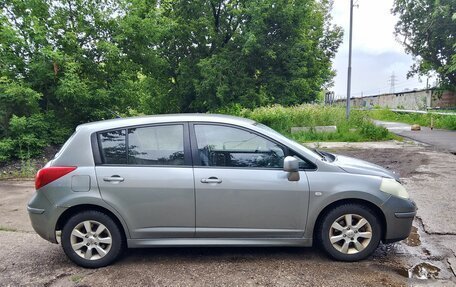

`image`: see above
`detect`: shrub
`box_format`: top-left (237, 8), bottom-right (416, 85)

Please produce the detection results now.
top-left (219, 104), bottom-right (394, 142)
top-left (0, 113), bottom-right (72, 163)
top-left (0, 139), bottom-right (15, 162)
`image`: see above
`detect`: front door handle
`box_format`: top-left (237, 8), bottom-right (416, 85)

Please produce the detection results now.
top-left (103, 176), bottom-right (124, 183)
top-left (201, 177), bottom-right (222, 184)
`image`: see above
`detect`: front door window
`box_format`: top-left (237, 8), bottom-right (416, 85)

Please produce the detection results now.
top-left (194, 124), bottom-right (285, 168)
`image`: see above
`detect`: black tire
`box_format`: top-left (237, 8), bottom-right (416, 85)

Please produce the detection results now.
top-left (318, 203), bottom-right (381, 261)
top-left (61, 210), bottom-right (124, 268)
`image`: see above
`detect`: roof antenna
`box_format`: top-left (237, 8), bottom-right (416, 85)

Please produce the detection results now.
top-left (106, 108), bottom-right (122, 119)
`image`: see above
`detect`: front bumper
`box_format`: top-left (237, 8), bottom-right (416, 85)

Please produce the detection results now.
top-left (382, 195), bottom-right (417, 243)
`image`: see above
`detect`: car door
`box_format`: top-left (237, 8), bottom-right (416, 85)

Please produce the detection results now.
top-left (191, 123), bottom-right (310, 238)
top-left (95, 123), bottom-right (195, 239)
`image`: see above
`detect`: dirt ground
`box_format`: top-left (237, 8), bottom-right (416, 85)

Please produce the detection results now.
top-left (1, 141), bottom-right (455, 286)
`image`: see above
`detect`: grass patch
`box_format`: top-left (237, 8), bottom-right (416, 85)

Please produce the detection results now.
top-left (219, 104), bottom-right (395, 142)
top-left (368, 108), bottom-right (456, 130)
top-left (0, 154), bottom-right (39, 179)
top-left (0, 161), bottom-right (38, 179)
top-left (71, 274), bottom-right (84, 283)
top-left (0, 226), bottom-right (17, 232)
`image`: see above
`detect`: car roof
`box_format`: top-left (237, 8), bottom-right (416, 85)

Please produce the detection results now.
top-left (76, 113), bottom-right (256, 132)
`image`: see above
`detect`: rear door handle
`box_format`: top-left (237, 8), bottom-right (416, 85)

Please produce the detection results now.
top-left (201, 177), bottom-right (222, 184)
top-left (103, 176), bottom-right (124, 183)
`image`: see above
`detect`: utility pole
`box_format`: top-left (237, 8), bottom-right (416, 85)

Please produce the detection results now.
top-left (388, 71), bottom-right (397, 93)
top-left (346, 0), bottom-right (354, 120)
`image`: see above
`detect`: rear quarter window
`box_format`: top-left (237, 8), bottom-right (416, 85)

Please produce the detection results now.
top-left (98, 129), bottom-right (127, 164)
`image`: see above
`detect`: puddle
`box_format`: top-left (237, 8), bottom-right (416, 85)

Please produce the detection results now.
top-left (410, 262), bottom-right (441, 279)
top-left (403, 226), bottom-right (421, 247)
top-left (397, 262), bottom-right (441, 279)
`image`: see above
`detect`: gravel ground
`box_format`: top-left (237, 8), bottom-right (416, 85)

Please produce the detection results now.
top-left (1, 141), bottom-right (455, 286)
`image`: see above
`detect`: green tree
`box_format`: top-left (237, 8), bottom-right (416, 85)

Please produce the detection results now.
top-left (1, 0), bottom-right (143, 125)
top-left (0, 0), bottom-right (142, 161)
top-left (393, 0), bottom-right (456, 89)
top-left (0, 0), bottom-right (342, 162)
top-left (0, 77), bottom-right (41, 137)
top-left (118, 0), bottom-right (343, 112)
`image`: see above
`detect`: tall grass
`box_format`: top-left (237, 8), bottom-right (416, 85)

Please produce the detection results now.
top-left (218, 104), bottom-right (395, 142)
top-left (368, 109), bottom-right (456, 130)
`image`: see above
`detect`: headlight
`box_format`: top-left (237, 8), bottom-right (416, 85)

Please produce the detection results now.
top-left (380, 178), bottom-right (409, 199)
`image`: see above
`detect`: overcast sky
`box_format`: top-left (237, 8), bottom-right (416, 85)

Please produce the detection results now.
top-left (330, 0), bottom-right (431, 99)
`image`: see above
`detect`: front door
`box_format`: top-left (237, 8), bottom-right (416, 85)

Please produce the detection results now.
top-left (191, 123), bottom-right (310, 238)
top-left (95, 124), bottom-right (195, 239)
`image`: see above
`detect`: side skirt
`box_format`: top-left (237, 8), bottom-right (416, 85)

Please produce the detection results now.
top-left (127, 237), bottom-right (313, 248)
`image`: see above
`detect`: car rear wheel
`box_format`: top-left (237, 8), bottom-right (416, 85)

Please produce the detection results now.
top-left (61, 210), bottom-right (124, 268)
top-left (318, 203), bottom-right (381, 261)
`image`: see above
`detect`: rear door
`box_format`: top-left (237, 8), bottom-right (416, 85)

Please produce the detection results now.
top-left (191, 123), bottom-right (310, 238)
top-left (95, 123), bottom-right (195, 239)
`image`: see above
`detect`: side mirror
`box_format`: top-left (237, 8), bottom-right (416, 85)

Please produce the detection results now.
top-left (283, 156), bottom-right (299, 172)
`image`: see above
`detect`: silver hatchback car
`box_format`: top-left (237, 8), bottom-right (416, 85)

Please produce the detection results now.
top-left (28, 114), bottom-right (416, 268)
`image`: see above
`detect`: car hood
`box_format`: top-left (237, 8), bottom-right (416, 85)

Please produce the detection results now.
top-left (333, 154), bottom-right (399, 180)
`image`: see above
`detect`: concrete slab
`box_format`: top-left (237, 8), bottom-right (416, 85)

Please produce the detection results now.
top-left (314, 126), bottom-right (337, 133)
top-left (291, 126), bottom-right (311, 133)
top-left (291, 126), bottom-right (337, 133)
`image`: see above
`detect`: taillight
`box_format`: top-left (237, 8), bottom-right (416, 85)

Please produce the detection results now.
top-left (35, 166), bottom-right (77, 190)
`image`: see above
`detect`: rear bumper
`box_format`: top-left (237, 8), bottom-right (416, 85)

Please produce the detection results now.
top-left (382, 195), bottom-right (416, 243)
top-left (27, 191), bottom-right (65, 244)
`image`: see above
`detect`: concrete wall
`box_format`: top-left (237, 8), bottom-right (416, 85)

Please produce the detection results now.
top-left (434, 90), bottom-right (456, 108)
top-left (332, 89), bottom-right (455, 110)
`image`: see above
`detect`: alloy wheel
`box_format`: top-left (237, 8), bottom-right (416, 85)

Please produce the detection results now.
top-left (70, 220), bottom-right (112, 260)
top-left (329, 213), bottom-right (373, 254)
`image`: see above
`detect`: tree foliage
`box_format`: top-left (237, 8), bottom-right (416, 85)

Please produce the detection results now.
top-left (393, 0), bottom-right (456, 89)
top-left (0, 0), bottom-right (342, 162)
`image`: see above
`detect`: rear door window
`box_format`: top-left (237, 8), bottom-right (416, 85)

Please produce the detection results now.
top-left (128, 125), bottom-right (184, 165)
top-left (98, 125), bottom-right (185, 166)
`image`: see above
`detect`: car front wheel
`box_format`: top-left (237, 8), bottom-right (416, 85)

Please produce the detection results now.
top-left (61, 210), bottom-right (124, 268)
top-left (318, 203), bottom-right (381, 261)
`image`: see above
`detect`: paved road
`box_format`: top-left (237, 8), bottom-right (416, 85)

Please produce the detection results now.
top-left (374, 120), bottom-right (456, 153)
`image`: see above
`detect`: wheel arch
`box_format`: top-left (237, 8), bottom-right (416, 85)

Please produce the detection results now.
top-left (312, 198), bottom-right (387, 243)
top-left (55, 204), bottom-right (129, 241)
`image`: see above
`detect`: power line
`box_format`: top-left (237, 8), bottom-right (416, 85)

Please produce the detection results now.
top-left (347, 80), bottom-right (424, 98)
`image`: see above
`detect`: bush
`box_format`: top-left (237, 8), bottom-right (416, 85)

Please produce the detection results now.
top-left (219, 104), bottom-right (394, 142)
top-left (360, 122), bottom-right (389, 141)
top-left (0, 139), bottom-right (15, 162)
top-left (0, 113), bottom-right (72, 163)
